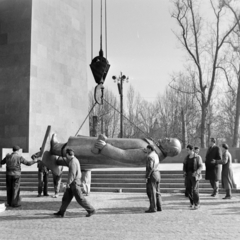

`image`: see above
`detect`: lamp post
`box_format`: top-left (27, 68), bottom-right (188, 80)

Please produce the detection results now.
top-left (112, 72), bottom-right (129, 138)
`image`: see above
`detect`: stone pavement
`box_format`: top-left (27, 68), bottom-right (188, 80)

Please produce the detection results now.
top-left (0, 190), bottom-right (240, 240)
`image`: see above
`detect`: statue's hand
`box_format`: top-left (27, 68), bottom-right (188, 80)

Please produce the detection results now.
top-left (91, 135), bottom-right (108, 154)
top-left (95, 140), bottom-right (106, 150)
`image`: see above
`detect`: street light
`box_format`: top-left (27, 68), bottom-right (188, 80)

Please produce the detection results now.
top-left (112, 72), bottom-right (129, 138)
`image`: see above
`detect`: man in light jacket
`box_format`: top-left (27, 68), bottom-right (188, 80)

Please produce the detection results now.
top-left (53, 148), bottom-right (95, 217)
top-left (145, 144), bottom-right (162, 213)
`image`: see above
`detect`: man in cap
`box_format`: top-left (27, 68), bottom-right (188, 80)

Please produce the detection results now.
top-left (145, 144), bottom-right (162, 213)
top-left (183, 144), bottom-right (203, 210)
top-left (194, 146), bottom-right (200, 155)
top-left (31, 148), bottom-right (50, 197)
top-left (1, 146), bottom-right (38, 207)
top-left (53, 148), bottom-right (95, 217)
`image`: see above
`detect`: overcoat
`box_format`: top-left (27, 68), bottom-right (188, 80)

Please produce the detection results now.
top-left (205, 145), bottom-right (222, 181)
top-left (218, 150), bottom-right (234, 189)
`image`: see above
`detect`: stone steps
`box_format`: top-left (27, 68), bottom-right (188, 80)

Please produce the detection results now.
top-left (0, 170), bottom-right (239, 194)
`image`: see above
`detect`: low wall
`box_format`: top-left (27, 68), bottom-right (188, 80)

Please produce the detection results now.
top-left (164, 148), bottom-right (240, 163)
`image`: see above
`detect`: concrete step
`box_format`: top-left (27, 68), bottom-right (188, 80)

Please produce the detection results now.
top-left (91, 178), bottom-right (211, 184)
top-left (0, 186), bottom-right (55, 191)
top-left (90, 187), bottom-right (240, 194)
top-left (0, 170), bottom-right (239, 193)
top-left (90, 182), bottom-right (219, 188)
top-left (92, 178), bottom-right (167, 183)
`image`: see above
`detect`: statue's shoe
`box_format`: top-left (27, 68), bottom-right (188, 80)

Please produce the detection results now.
top-left (50, 133), bottom-right (58, 154)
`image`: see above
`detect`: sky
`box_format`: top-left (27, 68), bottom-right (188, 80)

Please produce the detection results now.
top-left (85, 0), bottom-right (192, 102)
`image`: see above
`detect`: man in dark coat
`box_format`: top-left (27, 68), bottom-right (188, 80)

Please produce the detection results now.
top-left (183, 145), bottom-right (203, 209)
top-left (205, 138), bottom-right (222, 197)
top-left (1, 146), bottom-right (38, 207)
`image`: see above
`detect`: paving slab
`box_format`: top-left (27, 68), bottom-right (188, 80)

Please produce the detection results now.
top-left (0, 190), bottom-right (240, 240)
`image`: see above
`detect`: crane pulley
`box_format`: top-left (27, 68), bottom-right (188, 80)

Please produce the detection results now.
top-left (90, 0), bottom-right (110, 105)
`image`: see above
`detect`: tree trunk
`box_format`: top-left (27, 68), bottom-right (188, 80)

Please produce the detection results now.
top-left (91, 116), bottom-right (98, 137)
top-left (233, 75), bottom-right (240, 147)
top-left (207, 122), bottom-right (211, 145)
top-left (201, 104), bottom-right (207, 148)
top-left (181, 109), bottom-right (187, 148)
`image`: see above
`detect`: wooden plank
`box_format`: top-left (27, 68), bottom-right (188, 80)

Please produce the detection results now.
top-left (39, 125), bottom-right (51, 157)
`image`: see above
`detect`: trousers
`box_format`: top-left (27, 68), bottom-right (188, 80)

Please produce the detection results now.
top-left (38, 171), bottom-right (48, 195)
top-left (6, 175), bottom-right (21, 207)
top-left (146, 172), bottom-right (162, 211)
top-left (186, 174), bottom-right (200, 206)
top-left (210, 180), bottom-right (219, 194)
top-left (59, 181), bottom-right (95, 214)
top-left (52, 173), bottom-right (62, 194)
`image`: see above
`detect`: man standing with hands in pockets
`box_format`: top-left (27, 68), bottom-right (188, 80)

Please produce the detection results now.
top-left (183, 145), bottom-right (203, 209)
top-left (145, 144), bottom-right (162, 213)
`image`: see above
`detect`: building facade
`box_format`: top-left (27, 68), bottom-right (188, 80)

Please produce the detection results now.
top-left (0, 0), bottom-right (89, 156)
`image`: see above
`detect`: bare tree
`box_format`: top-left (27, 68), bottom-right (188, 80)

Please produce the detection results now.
top-left (214, 89), bottom-right (236, 144)
top-left (171, 0), bottom-right (238, 147)
top-left (124, 85), bottom-right (157, 139)
top-left (220, 0), bottom-right (240, 146)
top-left (165, 72), bottom-right (201, 147)
top-left (125, 85), bottom-right (141, 137)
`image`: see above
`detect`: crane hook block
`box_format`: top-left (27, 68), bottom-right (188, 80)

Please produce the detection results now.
top-left (90, 55), bottom-right (110, 85)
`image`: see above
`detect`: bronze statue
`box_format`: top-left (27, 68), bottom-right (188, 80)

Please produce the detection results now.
top-left (40, 126), bottom-right (182, 176)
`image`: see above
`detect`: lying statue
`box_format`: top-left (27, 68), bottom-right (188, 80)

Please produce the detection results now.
top-left (40, 127), bottom-right (182, 175)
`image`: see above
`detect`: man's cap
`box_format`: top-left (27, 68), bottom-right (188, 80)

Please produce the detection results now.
top-left (66, 148), bottom-right (74, 156)
top-left (12, 145), bottom-right (20, 151)
top-left (222, 143), bottom-right (229, 150)
top-left (210, 138), bottom-right (216, 143)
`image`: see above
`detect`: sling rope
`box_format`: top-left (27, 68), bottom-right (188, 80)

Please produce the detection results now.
top-left (102, 98), bottom-right (159, 146)
top-left (74, 96), bottom-right (164, 155)
top-left (74, 101), bottom-right (98, 136)
top-left (74, 97), bottom-right (153, 141)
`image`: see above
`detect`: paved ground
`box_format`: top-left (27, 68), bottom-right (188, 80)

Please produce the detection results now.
top-left (0, 190), bottom-right (240, 240)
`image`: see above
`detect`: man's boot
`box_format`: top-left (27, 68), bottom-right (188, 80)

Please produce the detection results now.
top-left (223, 189), bottom-right (232, 199)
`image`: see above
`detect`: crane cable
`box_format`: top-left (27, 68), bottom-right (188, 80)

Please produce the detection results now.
top-left (91, 0), bottom-right (108, 58)
top-left (91, 0), bottom-right (93, 60)
top-left (76, 0), bottom-right (110, 136)
top-left (105, 0), bottom-right (107, 59)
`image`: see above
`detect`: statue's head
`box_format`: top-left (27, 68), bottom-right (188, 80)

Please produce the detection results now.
top-left (158, 138), bottom-right (182, 157)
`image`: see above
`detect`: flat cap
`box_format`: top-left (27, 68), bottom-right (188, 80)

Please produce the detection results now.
top-left (12, 145), bottom-right (20, 151)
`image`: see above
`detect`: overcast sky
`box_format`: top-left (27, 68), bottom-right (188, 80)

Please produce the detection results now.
top-left (85, 0), bottom-right (206, 102)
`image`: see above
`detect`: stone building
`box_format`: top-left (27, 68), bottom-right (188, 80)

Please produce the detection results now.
top-left (0, 0), bottom-right (89, 157)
